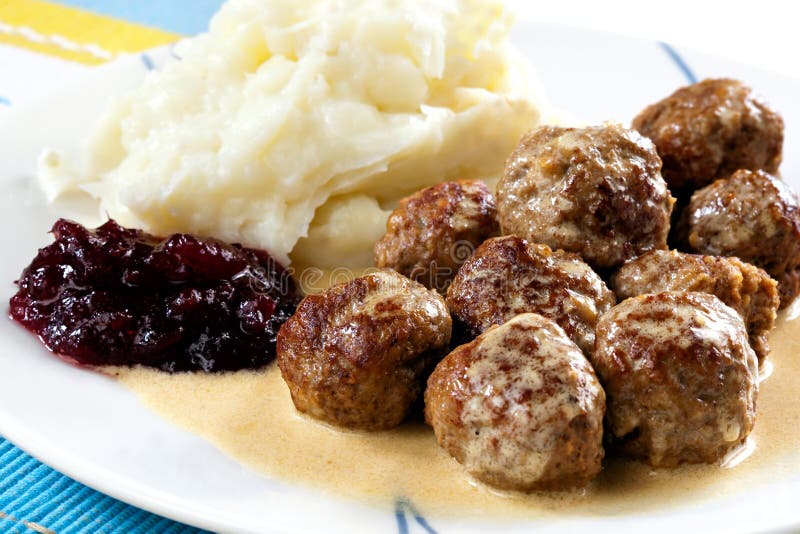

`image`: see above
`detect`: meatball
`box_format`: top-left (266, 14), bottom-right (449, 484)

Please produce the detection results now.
top-left (446, 235), bottom-right (615, 353)
top-left (678, 169), bottom-right (800, 308)
top-left (632, 78), bottom-right (783, 197)
top-left (425, 313), bottom-right (605, 491)
top-left (374, 180), bottom-right (499, 293)
top-left (612, 250), bottom-right (779, 362)
top-left (497, 124), bottom-right (674, 268)
top-left (276, 270), bottom-right (451, 431)
top-left (592, 292), bottom-right (758, 467)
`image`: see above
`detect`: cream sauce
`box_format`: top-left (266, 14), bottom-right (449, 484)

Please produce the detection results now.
top-left (108, 308), bottom-right (800, 520)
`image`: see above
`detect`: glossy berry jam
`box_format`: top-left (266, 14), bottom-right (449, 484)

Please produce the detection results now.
top-left (9, 219), bottom-right (301, 372)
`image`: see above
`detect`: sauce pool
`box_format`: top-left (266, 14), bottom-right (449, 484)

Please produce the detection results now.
top-left (105, 301), bottom-right (800, 520)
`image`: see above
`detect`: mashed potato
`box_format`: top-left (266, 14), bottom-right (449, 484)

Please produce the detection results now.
top-left (40, 0), bottom-right (547, 267)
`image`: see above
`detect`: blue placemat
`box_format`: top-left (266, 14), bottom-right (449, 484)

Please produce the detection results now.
top-left (0, 438), bottom-right (207, 534)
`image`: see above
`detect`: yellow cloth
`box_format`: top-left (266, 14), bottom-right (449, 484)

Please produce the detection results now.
top-left (0, 0), bottom-right (179, 65)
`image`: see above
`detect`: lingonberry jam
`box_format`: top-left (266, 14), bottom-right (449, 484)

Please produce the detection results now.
top-left (9, 219), bottom-right (301, 372)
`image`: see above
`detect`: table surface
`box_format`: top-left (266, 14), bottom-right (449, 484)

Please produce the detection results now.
top-left (1, 1), bottom-right (797, 532)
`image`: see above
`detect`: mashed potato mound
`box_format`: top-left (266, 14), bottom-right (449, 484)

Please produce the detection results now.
top-left (41, 0), bottom-right (547, 267)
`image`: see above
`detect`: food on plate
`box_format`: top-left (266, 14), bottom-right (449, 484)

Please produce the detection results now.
top-left (592, 292), bottom-right (758, 467)
top-left (632, 78), bottom-right (783, 198)
top-left (276, 269), bottom-right (451, 430)
top-left (374, 180), bottom-right (499, 293)
top-left (9, 219), bottom-right (300, 372)
top-left (38, 0), bottom-right (547, 268)
top-left (425, 313), bottom-right (605, 491)
top-left (445, 235), bottom-right (614, 353)
top-left (12, 0), bottom-right (797, 502)
top-left (496, 124), bottom-right (674, 269)
top-left (291, 195), bottom-right (392, 270)
top-left (611, 250), bottom-right (779, 362)
top-left (677, 169), bottom-right (800, 308)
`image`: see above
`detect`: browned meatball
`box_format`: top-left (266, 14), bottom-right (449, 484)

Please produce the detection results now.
top-left (497, 124), bottom-right (674, 268)
top-left (612, 250), bottom-right (779, 362)
top-left (374, 180), bottom-right (499, 293)
top-left (276, 270), bottom-right (451, 431)
top-left (425, 313), bottom-right (605, 491)
top-left (633, 78), bottom-right (783, 197)
top-left (592, 292), bottom-right (758, 467)
top-left (446, 235), bottom-right (615, 354)
top-left (679, 169), bottom-right (800, 308)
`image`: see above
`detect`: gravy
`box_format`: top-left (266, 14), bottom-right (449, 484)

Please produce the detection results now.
top-left (109, 304), bottom-right (800, 519)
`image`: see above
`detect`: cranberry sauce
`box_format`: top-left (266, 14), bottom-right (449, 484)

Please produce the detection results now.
top-left (9, 219), bottom-right (301, 372)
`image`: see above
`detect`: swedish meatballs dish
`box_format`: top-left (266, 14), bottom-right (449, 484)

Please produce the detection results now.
top-left (7, 0), bottom-right (800, 523)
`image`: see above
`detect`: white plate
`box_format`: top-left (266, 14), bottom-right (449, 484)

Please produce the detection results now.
top-left (1, 22), bottom-right (799, 534)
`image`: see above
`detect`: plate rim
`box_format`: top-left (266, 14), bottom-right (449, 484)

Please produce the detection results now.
top-left (2, 20), bottom-right (800, 534)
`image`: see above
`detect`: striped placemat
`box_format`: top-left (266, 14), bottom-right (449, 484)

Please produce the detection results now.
top-left (0, 439), bottom-right (209, 533)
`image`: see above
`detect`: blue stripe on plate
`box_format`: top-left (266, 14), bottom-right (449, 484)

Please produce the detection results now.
top-left (394, 498), bottom-right (438, 534)
top-left (659, 42), bottom-right (698, 83)
top-left (0, 96), bottom-right (11, 106)
top-left (51, 0), bottom-right (227, 35)
top-left (395, 499), bottom-right (410, 534)
top-left (140, 53), bottom-right (155, 71)
top-left (0, 437), bottom-right (207, 533)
